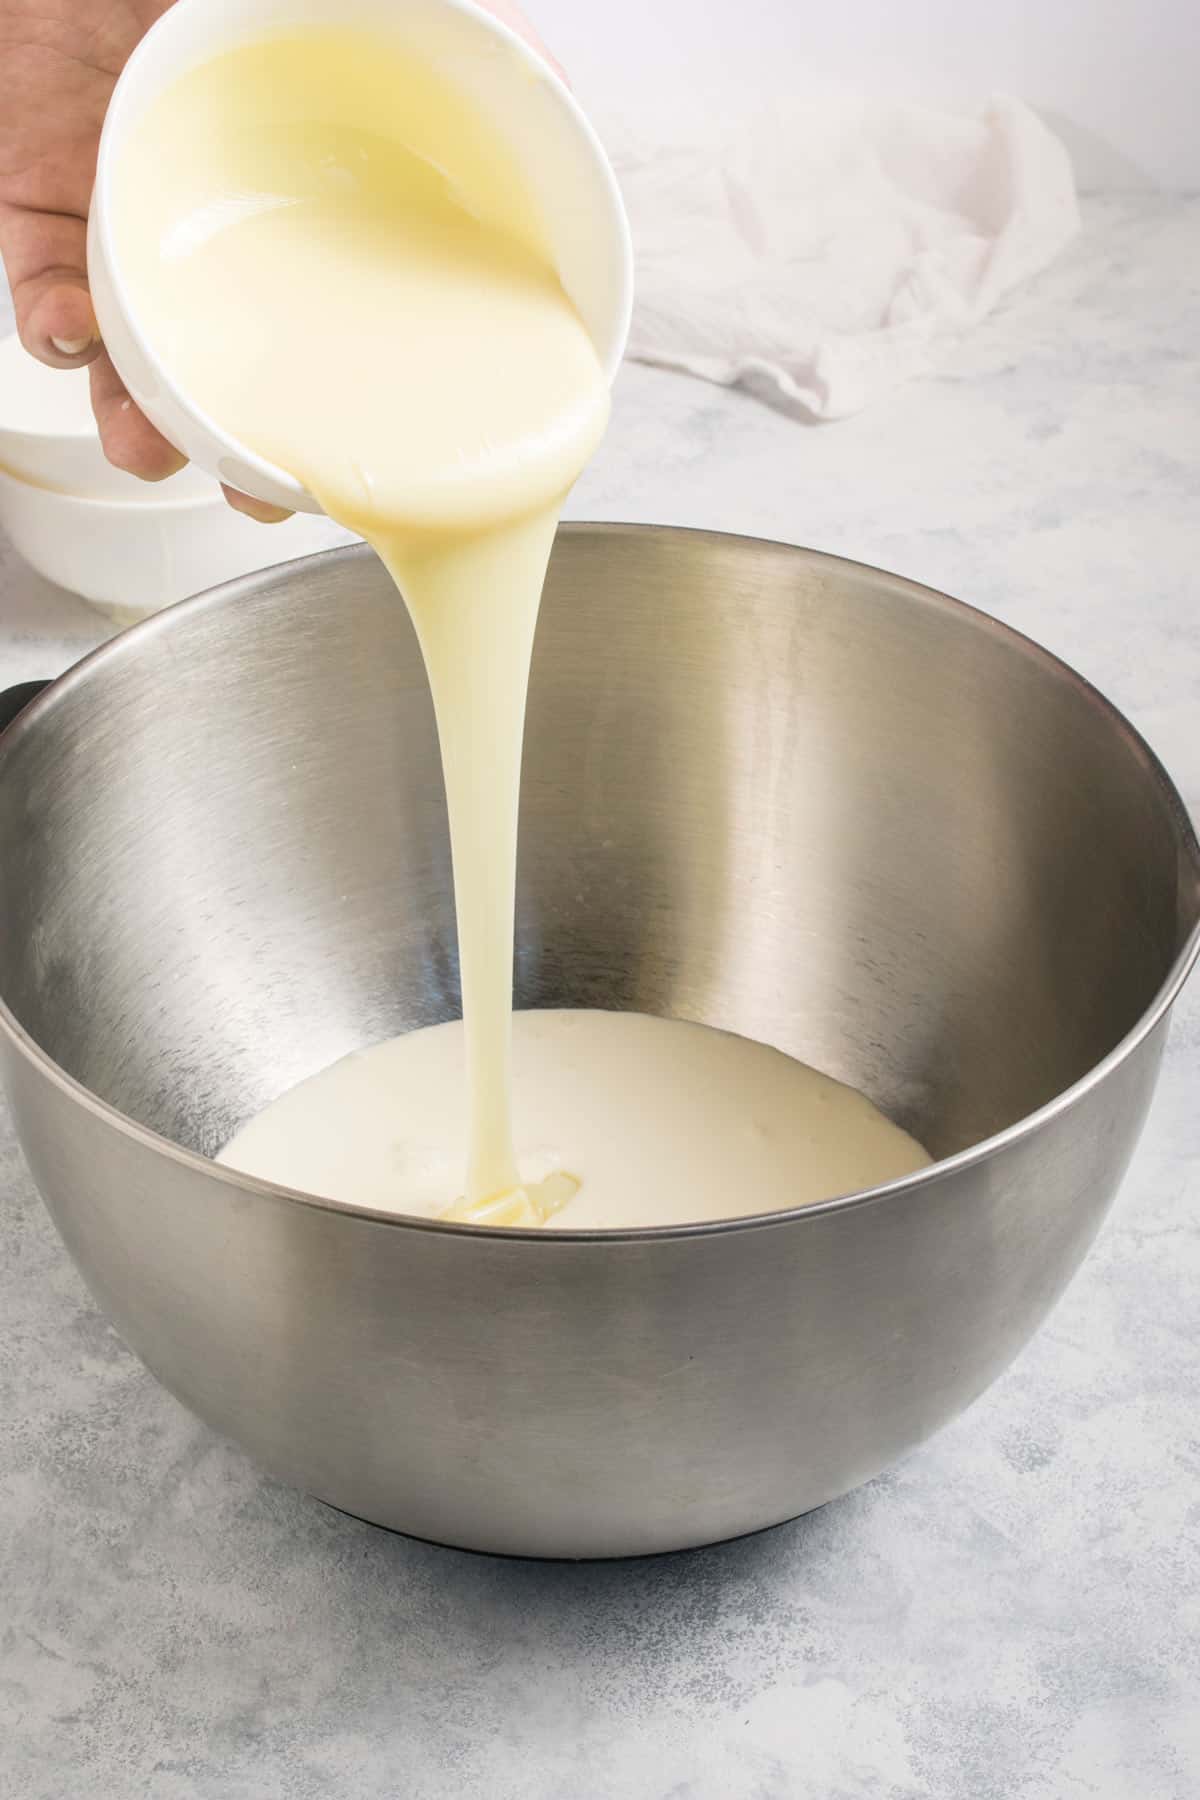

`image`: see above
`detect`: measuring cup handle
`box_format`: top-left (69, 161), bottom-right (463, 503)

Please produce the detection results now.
top-left (0, 681), bottom-right (51, 734)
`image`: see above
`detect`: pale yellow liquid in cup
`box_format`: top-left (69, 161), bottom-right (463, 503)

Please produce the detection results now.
top-left (119, 29), bottom-right (930, 1227)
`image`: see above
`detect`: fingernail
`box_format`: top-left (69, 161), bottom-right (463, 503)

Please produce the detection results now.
top-left (223, 487), bottom-right (292, 523)
top-left (51, 335), bottom-right (93, 357)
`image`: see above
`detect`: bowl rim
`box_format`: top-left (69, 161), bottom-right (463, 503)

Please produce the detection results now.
top-left (2, 523), bottom-right (1198, 1242)
top-left (0, 332), bottom-right (99, 444)
top-left (0, 460), bottom-right (256, 515)
top-left (0, 420), bottom-right (98, 448)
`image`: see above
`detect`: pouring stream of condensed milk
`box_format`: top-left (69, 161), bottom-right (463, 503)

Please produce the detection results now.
top-left (117, 28), bottom-right (608, 1223)
top-left (116, 26), bottom-right (930, 1226)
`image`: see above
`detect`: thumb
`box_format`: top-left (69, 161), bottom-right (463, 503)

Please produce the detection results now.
top-left (0, 203), bottom-right (99, 365)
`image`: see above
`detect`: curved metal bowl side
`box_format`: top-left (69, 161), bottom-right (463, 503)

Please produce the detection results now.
top-left (1, 527), bottom-right (1196, 1556)
top-left (0, 1009), bottom-right (1169, 1557)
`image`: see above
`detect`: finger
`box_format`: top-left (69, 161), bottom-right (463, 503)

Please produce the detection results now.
top-left (0, 204), bottom-right (99, 365)
top-left (221, 484), bottom-right (293, 524)
top-left (89, 347), bottom-right (187, 481)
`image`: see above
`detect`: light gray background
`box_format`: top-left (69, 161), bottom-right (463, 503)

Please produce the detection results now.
top-left (1, 196), bottom-right (1198, 1798)
top-left (543, 0), bottom-right (1200, 189)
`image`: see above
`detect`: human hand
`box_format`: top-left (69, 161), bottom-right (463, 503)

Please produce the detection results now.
top-left (0, 0), bottom-right (295, 518)
top-left (0, 0), bottom-right (556, 521)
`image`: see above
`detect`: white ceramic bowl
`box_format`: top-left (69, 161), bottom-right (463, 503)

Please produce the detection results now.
top-left (88, 0), bottom-right (634, 516)
top-left (0, 331), bottom-right (212, 502)
top-left (0, 465), bottom-right (357, 621)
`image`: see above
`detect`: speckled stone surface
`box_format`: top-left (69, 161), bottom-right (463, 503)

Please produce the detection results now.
top-left (1, 196), bottom-right (1198, 1799)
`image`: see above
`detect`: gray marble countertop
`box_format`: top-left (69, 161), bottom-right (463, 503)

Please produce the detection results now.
top-left (2, 195), bottom-right (1198, 1799)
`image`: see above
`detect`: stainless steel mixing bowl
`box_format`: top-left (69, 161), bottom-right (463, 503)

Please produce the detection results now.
top-left (1, 526), bottom-right (1197, 1558)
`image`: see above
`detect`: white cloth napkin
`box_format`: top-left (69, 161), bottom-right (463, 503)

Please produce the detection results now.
top-left (615, 94), bottom-right (1079, 419)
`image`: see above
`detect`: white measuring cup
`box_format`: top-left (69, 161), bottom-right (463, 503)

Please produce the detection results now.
top-left (87, 0), bottom-right (634, 516)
